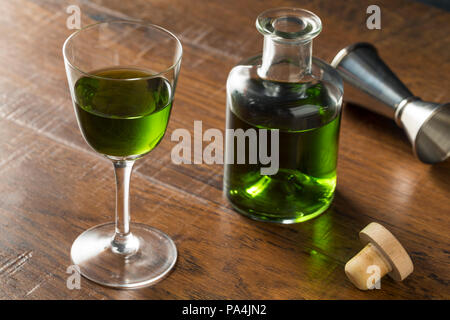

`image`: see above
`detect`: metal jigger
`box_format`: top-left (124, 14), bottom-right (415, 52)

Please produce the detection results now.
top-left (331, 42), bottom-right (450, 164)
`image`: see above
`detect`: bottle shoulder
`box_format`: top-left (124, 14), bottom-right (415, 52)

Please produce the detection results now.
top-left (227, 56), bottom-right (343, 92)
top-left (226, 57), bottom-right (343, 131)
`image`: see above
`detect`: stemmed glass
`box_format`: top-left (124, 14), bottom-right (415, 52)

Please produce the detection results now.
top-left (63, 21), bottom-right (182, 288)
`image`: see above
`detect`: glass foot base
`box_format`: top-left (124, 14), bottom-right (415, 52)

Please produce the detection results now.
top-left (71, 222), bottom-right (177, 289)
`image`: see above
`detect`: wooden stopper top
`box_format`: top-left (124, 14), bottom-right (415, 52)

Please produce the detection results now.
top-left (359, 222), bottom-right (414, 281)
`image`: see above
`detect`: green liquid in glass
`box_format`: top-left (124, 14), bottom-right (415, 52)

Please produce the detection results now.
top-left (74, 67), bottom-right (172, 158)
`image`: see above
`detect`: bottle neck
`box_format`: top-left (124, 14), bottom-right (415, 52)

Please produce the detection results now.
top-left (258, 36), bottom-right (312, 82)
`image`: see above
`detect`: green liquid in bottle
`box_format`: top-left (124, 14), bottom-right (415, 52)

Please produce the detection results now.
top-left (74, 67), bottom-right (172, 158)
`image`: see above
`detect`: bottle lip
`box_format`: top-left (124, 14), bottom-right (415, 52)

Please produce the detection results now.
top-left (256, 7), bottom-right (322, 43)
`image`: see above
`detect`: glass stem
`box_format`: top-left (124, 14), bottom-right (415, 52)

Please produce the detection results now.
top-left (111, 160), bottom-right (139, 256)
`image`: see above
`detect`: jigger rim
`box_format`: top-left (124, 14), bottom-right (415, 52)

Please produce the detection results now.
top-left (414, 102), bottom-right (450, 164)
top-left (330, 42), bottom-right (376, 68)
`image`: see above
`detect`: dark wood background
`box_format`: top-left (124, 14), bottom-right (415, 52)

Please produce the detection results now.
top-left (0, 0), bottom-right (448, 299)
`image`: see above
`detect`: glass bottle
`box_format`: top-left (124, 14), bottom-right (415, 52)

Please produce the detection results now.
top-left (224, 8), bottom-right (343, 223)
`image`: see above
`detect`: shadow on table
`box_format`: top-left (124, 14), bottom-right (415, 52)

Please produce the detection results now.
top-left (342, 101), bottom-right (410, 146)
top-left (237, 188), bottom-right (369, 261)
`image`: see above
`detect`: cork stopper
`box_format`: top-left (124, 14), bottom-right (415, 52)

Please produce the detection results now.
top-left (345, 222), bottom-right (414, 290)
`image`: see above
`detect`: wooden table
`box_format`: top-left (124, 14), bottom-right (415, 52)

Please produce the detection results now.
top-left (0, 0), bottom-right (448, 300)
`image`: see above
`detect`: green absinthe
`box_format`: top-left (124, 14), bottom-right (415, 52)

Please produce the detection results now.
top-left (224, 57), bottom-right (342, 223)
top-left (74, 67), bottom-right (172, 158)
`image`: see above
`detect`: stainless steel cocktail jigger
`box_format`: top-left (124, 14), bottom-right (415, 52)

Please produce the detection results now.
top-left (331, 42), bottom-right (450, 164)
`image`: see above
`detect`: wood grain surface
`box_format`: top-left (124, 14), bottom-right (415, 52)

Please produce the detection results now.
top-left (0, 0), bottom-right (449, 299)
